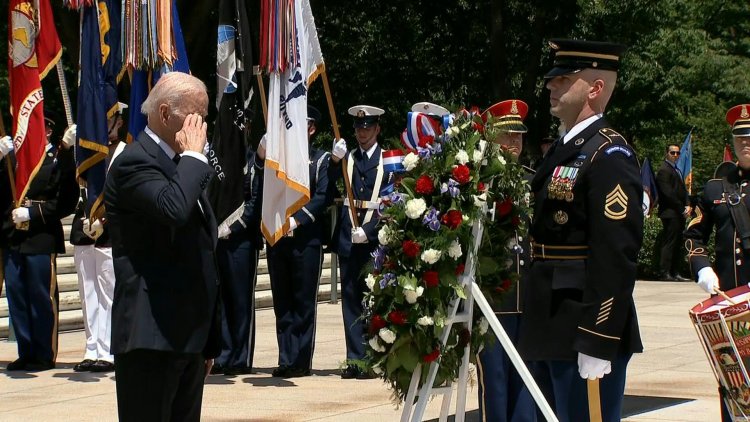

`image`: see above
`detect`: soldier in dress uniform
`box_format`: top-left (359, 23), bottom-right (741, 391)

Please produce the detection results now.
top-left (684, 103), bottom-right (750, 422)
top-left (267, 105), bottom-right (336, 378)
top-left (477, 99), bottom-right (536, 422)
top-left (519, 39), bottom-right (643, 422)
top-left (2, 110), bottom-right (78, 371)
top-left (329, 105), bottom-right (394, 379)
top-left (71, 102), bottom-right (128, 373)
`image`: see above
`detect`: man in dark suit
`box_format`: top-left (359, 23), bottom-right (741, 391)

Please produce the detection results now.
top-left (267, 105), bottom-right (335, 378)
top-left (1, 111), bottom-right (78, 371)
top-left (520, 39), bottom-right (643, 422)
top-left (104, 72), bottom-right (220, 421)
top-left (656, 144), bottom-right (691, 281)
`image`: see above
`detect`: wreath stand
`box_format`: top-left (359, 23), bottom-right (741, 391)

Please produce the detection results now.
top-left (400, 218), bottom-right (559, 422)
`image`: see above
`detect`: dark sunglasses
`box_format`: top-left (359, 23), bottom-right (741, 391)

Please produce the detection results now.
top-left (669, 151), bottom-right (680, 156)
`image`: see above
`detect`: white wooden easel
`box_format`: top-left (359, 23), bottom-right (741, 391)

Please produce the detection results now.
top-left (400, 218), bottom-right (559, 422)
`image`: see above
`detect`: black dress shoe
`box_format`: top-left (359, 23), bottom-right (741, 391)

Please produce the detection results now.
top-left (90, 360), bottom-right (114, 372)
top-left (340, 365), bottom-right (359, 379)
top-left (658, 272), bottom-right (676, 281)
top-left (6, 358), bottom-right (29, 371)
top-left (356, 369), bottom-right (376, 380)
top-left (73, 359), bottom-right (96, 372)
top-left (285, 367), bottom-right (311, 378)
top-left (209, 364), bottom-right (225, 375)
top-left (224, 366), bottom-right (253, 376)
top-left (272, 365), bottom-right (290, 377)
top-left (25, 360), bottom-right (55, 371)
top-left (674, 274), bottom-right (691, 282)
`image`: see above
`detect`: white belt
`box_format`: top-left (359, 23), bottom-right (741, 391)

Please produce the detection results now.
top-left (343, 199), bottom-right (381, 210)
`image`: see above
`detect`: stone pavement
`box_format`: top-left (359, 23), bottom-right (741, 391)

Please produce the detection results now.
top-left (0, 280), bottom-right (722, 421)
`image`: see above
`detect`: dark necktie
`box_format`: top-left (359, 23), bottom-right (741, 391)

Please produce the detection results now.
top-left (173, 154), bottom-right (181, 165)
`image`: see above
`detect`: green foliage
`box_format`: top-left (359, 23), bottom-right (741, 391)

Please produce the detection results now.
top-left (638, 213), bottom-right (714, 279)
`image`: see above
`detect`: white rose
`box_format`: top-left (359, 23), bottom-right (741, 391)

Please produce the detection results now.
top-left (403, 152), bottom-right (420, 171)
top-left (478, 317), bottom-right (489, 335)
top-left (472, 150), bottom-right (483, 163)
top-left (365, 273), bottom-right (376, 291)
top-left (417, 316), bottom-right (434, 326)
top-left (448, 239), bottom-right (463, 260)
top-left (497, 154), bottom-right (507, 165)
top-left (446, 126), bottom-right (460, 137)
top-left (378, 226), bottom-right (391, 246)
top-left (473, 192), bottom-right (487, 208)
top-left (379, 328), bottom-right (397, 344)
top-left (405, 198), bottom-right (427, 219)
top-left (455, 150), bottom-right (470, 165)
top-left (421, 248), bottom-right (442, 265)
top-left (403, 285), bottom-right (425, 304)
top-left (369, 336), bottom-right (386, 352)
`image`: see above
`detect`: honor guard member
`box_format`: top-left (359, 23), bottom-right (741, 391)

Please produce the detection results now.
top-left (70, 102), bottom-right (128, 373)
top-left (478, 99), bottom-right (536, 422)
top-left (329, 105), bottom-right (393, 379)
top-left (684, 104), bottom-right (750, 422)
top-left (212, 115), bottom-right (264, 377)
top-left (2, 110), bottom-right (78, 371)
top-left (519, 39), bottom-right (643, 422)
top-left (267, 105), bottom-right (336, 378)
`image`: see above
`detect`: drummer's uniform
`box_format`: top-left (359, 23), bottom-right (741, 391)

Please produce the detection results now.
top-left (684, 104), bottom-right (750, 422)
top-left (520, 113), bottom-right (644, 421)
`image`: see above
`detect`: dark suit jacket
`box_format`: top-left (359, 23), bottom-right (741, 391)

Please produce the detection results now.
top-left (656, 160), bottom-right (688, 219)
top-left (0, 145), bottom-right (78, 254)
top-left (104, 131), bottom-right (221, 358)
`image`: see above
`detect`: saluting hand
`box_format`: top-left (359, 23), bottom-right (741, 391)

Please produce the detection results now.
top-left (175, 114), bottom-right (207, 154)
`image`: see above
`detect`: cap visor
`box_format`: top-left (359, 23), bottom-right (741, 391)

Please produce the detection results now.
top-left (544, 67), bottom-right (582, 79)
top-left (733, 127), bottom-right (750, 137)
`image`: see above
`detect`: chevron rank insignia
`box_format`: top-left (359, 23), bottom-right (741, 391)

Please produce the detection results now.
top-left (604, 184), bottom-right (628, 220)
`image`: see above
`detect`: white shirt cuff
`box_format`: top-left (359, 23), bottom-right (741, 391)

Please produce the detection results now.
top-left (181, 151), bottom-right (209, 165)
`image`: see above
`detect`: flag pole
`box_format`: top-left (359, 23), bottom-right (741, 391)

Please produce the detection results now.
top-left (320, 66), bottom-right (359, 227)
top-left (56, 62), bottom-right (74, 127)
top-left (254, 66), bottom-right (268, 127)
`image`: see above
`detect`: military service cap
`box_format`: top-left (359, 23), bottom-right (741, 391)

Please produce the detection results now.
top-left (307, 105), bottom-right (322, 123)
top-left (726, 104), bottom-right (750, 136)
top-left (482, 99), bottom-right (529, 134)
top-left (545, 38), bottom-right (626, 79)
top-left (348, 105), bottom-right (384, 129)
top-left (411, 102), bottom-right (449, 117)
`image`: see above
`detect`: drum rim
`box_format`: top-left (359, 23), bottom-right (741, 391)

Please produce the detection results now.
top-left (690, 285), bottom-right (750, 322)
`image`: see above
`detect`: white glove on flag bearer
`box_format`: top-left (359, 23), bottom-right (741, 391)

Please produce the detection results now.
top-left (351, 227), bottom-right (367, 244)
top-left (577, 352), bottom-right (611, 380)
top-left (62, 124), bottom-right (77, 148)
top-left (697, 267), bottom-right (719, 294)
top-left (333, 138), bottom-right (347, 159)
top-left (11, 207), bottom-right (30, 224)
top-left (0, 136), bottom-right (14, 158)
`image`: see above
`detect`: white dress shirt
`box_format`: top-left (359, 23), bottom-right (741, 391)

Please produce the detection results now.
top-left (562, 113), bottom-right (603, 144)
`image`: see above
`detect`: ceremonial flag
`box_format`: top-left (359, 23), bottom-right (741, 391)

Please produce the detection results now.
top-left (260, 0), bottom-right (324, 245)
top-left (207, 0), bottom-right (256, 231)
top-left (675, 129), bottom-right (693, 194)
top-left (640, 157), bottom-right (658, 216)
top-left (126, 0), bottom-right (189, 142)
top-left (724, 144), bottom-right (734, 162)
top-left (8, 0), bottom-right (62, 203)
top-left (76, 0), bottom-right (122, 222)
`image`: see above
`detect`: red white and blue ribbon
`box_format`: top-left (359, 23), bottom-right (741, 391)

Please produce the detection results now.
top-left (383, 149), bottom-right (405, 174)
top-left (401, 112), bottom-right (442, 150)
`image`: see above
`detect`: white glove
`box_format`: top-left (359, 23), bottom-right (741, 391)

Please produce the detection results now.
top-left (257, 134), bottom-right (267, 161)
top-left (351, 226), bottom-right (368, 244)
top-left (333, 138), bottom-right (348, 159)
top-left (577, 352), bottom-right (612, 380)
top-left (11, 207), bottom-right (30, 224)
top-left (0, 136), bottom-right (14, 158)
top-left (288, 217), bottom-right (298, 233)
top-left (82, 218), bottom-right (104, 240)
top-left (62, 124), bottom-right (77, 148)
top-left (218, 225), bottom-right (231, 239)
top-left (697, 267), bottom-right (719, 294)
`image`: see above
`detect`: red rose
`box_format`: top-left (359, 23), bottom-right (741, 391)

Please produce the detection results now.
top-left (423, 270), bottom-right (440, 288)
top-left (422, 347), bottom-right (441, 363)
top-left (402, 240), bottom-right (421, 258)
top-left (415, 175), bottom-right (435, 195)
top-left (452, 165), bottom-right (471, 184)
top-left (496, 198), bottom-right (513, 217)
top-left (501, 279), bottom-right (513, 290)
top-left (388, 310), bottom-right (408, 325)
top-left (441, 210), bottom-right (463, 229)
top-left (370, 314), bottom-right (387, 333)
top-left (455, 263), bottom-right (465, 276)
top-left (477, 182), bottom-right (486, 192)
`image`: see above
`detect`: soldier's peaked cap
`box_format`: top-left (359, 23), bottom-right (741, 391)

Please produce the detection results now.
top-left (727, 104), bottom-right (750, 137)
top-left (545, 38), bottom-right (626, 79)
top-left (348, 105), bottom-right (384, 129)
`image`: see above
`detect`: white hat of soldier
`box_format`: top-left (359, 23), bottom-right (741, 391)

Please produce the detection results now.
top-left (348, 105), bottom-right (385, 128)
top-left (411, 102), bottom-right (449, 117)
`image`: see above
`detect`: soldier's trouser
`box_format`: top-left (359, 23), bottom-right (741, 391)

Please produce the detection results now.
top-left (340, 246), bottom-right (372, 361)
top-left (75, 245), bottom-right (115, 362)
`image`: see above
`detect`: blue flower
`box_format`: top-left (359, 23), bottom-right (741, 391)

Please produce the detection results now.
top-left (422, 207), bottom-right (441, 231)
top-left (441, 178), bottom-right (460, 198)
top-left (390, 192), bottom-right (405, 205)
top-left (371, 246), bottom-right (387, 271)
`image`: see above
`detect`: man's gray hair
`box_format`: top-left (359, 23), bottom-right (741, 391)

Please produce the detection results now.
top-left (141, 72), bottom-right (207, 117)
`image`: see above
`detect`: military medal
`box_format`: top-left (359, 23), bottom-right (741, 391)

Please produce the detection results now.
top-left (553, 210), bottom-right (568, 225)
top-left (550, 166), bottom-right (579, 202)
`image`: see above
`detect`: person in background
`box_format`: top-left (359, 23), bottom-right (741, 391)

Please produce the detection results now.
top-left (656, 144), bottom-right (691, 281)
top-left (2, 109), bottom-right (78, 371)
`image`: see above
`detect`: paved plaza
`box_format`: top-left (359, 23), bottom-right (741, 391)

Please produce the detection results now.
top-left (0, 280), bottom-right (723, 421)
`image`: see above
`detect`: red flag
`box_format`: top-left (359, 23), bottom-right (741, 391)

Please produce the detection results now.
top-left (724, 144), bottom-right (734, 162)
top-left (8, 0), bottom-right (62, 202)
